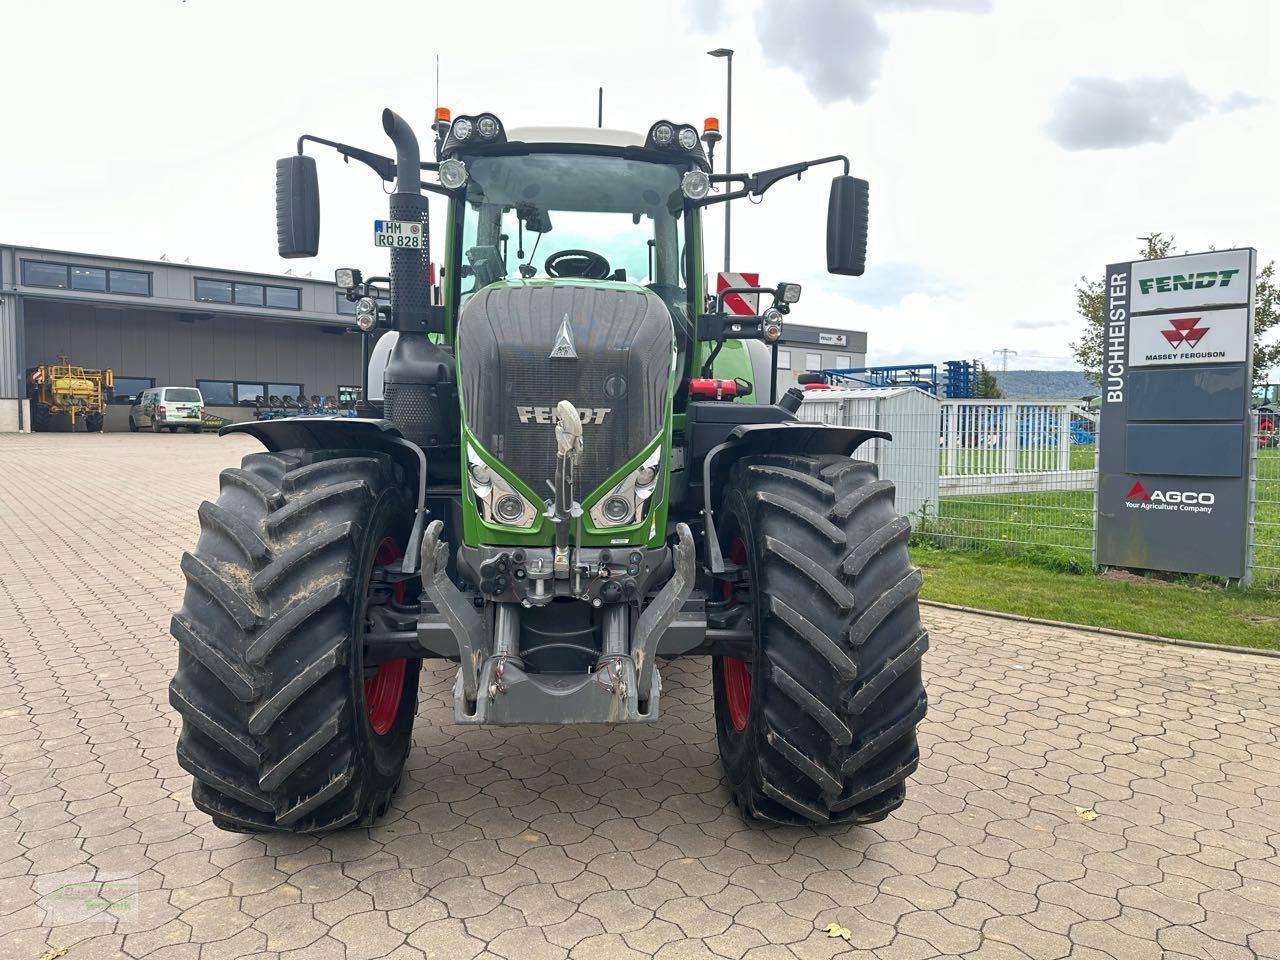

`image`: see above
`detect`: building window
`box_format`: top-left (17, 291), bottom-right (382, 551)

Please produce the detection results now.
top-left (21, 260), bottom-right (152, 296)
top-left (234, 283), bottom-right (264, 306)
top-left (835, 354), bottom-right (851, 369)
top-left (195, 279), bottom-right (233, 304)
top-left (805, 353), bottom-right (822, 371)
top-left (269, 383), bottom-right (304, 401)
top-left (111, 376), bottom-right (155, 404)
top-left (239, 383), bottom-right (268, 404)
top-left (266, 286), bottom-right (301, 310)
top-left (336, 293), bottom-right (357, 315)
top-left (338, 385), bottom-right (362, 405)
top-left (21, 261), bottom-right (70, 289)
top-left (71, 266), bottom-right (107, 292)
top-left (196, 380), bottom-right (235, 405)
top-left (109, 270), bottom-right (151, 295)
top-left (196, 278), bottom-right (300, 310)
top-left (776, 350), bottom-right (791, 370)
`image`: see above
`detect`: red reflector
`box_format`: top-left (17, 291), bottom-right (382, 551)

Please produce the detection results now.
top-left (158, 405), bottom-right (168, 414)
top-left (428, 262), bottom-right (436, 286)
top-left (689, 378), bottom-right (737, 400)
top-left (803, 383), bottom-right (831, 390)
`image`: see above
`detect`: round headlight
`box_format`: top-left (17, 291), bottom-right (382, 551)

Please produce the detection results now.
top-left (652, 123), bottom-right (674, 146)
top-left (355, 297), bottom-right (378, 332)
top-left (677, 126), bottom-right (699, 150)
top-left (439, 158), bottom-right (468, 189)
top-left (469, 461), bottom-right (492, 485)
top-left (452, 117), bottom-right (473, 141)
top-left (635, 464), bottom-right (658, 487)
top-left (477, 116), bottom-right (499, 139)
top-left (494, 494), bottom-right (525, 524)
top-left (681, 169), bottom-right (711, 200)
top-left (761, 307), bottom-right (784, 342)
top-left (602, 496), bottom-right (633, 524)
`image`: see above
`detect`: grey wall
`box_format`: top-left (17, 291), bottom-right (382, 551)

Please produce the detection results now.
top-left (23, 300), bottom-right (363, 398)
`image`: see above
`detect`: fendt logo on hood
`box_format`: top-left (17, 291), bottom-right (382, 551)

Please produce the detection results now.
top-left (1124, 481), bottom-right (1215, 512)
top-left (516, 405), bottom-right (610, 425)
top-left (1138, 269), bottom-right (1239, 295)
top-left (1161, 316), bottom-right (1209, 350)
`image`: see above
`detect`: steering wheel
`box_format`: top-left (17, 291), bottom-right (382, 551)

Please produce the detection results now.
top-left (545, 249), bottom-right (611, 280)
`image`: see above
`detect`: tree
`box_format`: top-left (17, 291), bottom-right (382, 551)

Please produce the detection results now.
top-left (1070, 233), bottom-right (1277, 386)
top-left (975, 362), bottom-right (1003, 398)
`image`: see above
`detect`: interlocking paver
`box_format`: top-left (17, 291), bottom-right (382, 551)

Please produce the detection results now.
top-left (2, 433), bottom-right (1279, 959)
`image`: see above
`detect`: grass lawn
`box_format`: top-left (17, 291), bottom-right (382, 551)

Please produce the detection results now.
top-left (921, 447), bottom-right (1280, 585)
top-left (913, 544), bottom-right (1280, 650)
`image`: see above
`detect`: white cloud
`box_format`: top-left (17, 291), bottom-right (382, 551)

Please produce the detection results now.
top-left (685, 0), bottom-right (727, 33)
top-left (1012, 318), bottom-right (1068, 330)
top-left (751, 0), bottom-right (988, 104)
top-left (1045, 75), bottom-right (1260, 151)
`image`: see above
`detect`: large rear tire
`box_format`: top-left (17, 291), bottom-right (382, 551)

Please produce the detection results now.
top-left (169, 448), bottom-right (420, 832)
top-left (713, 454), bottom-right (928, 826)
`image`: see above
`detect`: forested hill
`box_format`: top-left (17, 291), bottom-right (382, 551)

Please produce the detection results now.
top-left (992, 369), bottom-right (1095, 399)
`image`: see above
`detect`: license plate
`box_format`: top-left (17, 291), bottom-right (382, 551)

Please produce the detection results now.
top-left (374, 219), bottom-right (424, 249)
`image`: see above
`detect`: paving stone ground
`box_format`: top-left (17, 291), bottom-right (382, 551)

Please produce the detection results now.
top-left (1, 433), bottom-right (1278, 960)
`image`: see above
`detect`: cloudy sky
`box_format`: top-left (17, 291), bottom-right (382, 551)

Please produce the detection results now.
top-left (2, 0), bottom-right (1276, 371)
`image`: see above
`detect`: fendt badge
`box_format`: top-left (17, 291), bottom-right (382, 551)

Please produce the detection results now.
top-left (517, 405), bottom-right (611, 425)
top-left (549, 314), bottom-right (578, 359)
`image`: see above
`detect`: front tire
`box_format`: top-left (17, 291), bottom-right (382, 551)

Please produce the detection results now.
top-left (129, 416), bottom-right (139, 433)
top-left (169, 448), bottom-right (419, 832)
top-left (713, 454), bottom-right (928, 826)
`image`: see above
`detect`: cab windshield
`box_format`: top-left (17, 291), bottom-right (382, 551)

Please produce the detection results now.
top-left (457, 152), bottom-right (689, 324)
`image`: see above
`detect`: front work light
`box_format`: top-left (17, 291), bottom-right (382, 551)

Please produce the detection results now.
top-left (681, 169), bottom-right (711, 200)
top-left (439, 158), bottom-right (468, 189)
top-left (476, 115), bottom-right (500, 139)
top-left (651, 122), bottom-right (674, 146)
top-left (677, 126), bottom-right (699, 150)
top-left (452, 117), bottom-right (473, 141)
top-left (777, 282), bottom-right (802, 304)
top-left (334, 267), bottom-right (361, 289)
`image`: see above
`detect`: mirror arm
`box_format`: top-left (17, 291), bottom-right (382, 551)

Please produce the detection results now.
top-left (695, 154), bottom-right (850, 208)
top-left (419, 180), bottom-right (454, 198)
top-left (296, 134), bottom-right (397, 182)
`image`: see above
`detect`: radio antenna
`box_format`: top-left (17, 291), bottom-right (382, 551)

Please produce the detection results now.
top-left (597, 87), bottom-right (603, 128)
top-left (435, 54), bottom-right (440, 116)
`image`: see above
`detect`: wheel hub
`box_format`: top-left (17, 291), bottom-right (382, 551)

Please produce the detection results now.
top-left (722, 536), bottom-right (752, 732)
top-left (364, 538), bottom-right (407, 736)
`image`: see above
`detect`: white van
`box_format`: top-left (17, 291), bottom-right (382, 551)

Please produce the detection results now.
top-left (130, 386), bottom-right (205, 433)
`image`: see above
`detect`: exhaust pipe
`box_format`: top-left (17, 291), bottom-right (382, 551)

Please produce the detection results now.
top-left (381, 108), bottom-right (430, 332)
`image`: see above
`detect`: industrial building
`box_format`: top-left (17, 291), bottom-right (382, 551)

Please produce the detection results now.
top-left (773, 321), bottom-right (868, 391)
top-left (0, 244), bottom-right (365, 431)
top-left (1, 243), bottom-right (868, 430)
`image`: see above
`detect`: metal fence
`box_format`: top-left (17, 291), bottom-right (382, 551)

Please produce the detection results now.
top-left (1252, 411), bottom-right (1279, 587)
top-left (798, 389), bottom-right (1278, 588)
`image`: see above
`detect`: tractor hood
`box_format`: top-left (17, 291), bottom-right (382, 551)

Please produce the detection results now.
top-left (456, 281), bottom-right (674, 500)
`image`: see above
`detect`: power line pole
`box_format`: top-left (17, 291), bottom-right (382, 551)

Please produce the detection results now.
top-left (992, 348), bottom-right (1018, 373)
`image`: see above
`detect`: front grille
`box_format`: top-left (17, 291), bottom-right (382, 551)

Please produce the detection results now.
top-left (499, 349), bottom-right (631, 494)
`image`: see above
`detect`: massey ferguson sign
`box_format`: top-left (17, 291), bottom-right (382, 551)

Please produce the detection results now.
top-left (1127, 308), bottom-right (1249, 367)
top-left (1096, 248), bottom-right (1256, 582)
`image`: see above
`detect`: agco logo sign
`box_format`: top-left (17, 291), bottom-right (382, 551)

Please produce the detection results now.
top-left (1125, 481), bottom-right (1215, 514)
top-left (1161, 316), bottom-right (1209, 350)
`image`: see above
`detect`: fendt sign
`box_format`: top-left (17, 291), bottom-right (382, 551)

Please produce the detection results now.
top-left (1095, 248), bottom-right (1256, 582)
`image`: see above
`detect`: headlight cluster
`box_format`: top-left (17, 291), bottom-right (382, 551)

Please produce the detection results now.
top-left (468, 447), bottom-right (536, 528)
top-left (590, 446), bottom-right (662, 529)
top-left (648, 121), bottom-right (701, 154)
top-left (450, 113), bottom-right (503, 144)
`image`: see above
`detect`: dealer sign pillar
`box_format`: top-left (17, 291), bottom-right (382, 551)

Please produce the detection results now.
top-left (1094, 248), bottom-right (1256, 583)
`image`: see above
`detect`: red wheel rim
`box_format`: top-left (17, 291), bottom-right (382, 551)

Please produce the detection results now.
top-left (364, 538), bottom-right (407, 736)
top-left (723, 536), bottom-right (752, 732)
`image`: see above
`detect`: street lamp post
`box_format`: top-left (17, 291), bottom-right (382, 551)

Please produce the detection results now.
top-left (708, 48), bottom-right (733, 274)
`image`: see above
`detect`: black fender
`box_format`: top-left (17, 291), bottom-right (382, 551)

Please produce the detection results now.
top-left (702, 422), bottom-right (890, 574)
top-left (221, 417), bottom-right (429, 574)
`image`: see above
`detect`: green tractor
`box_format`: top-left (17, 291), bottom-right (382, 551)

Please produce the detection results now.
top-left (169, 106), bottom-right (927, 833)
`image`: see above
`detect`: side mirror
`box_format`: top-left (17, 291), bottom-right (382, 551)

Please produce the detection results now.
top-left (275, 155), bottom-right (320, 258)
top-left (826, 175), bottom-right (869, 276)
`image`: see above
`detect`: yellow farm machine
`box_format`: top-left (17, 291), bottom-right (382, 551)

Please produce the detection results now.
top-left (26, 356), bottom-right (113, 432)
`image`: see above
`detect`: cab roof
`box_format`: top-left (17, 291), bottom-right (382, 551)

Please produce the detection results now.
top-left (504, 126), bottom-right (645, 149)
